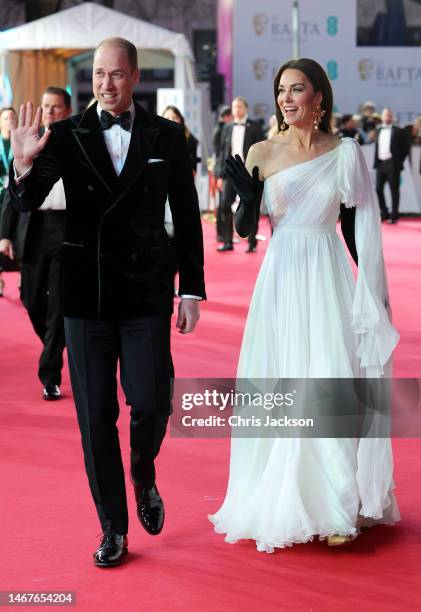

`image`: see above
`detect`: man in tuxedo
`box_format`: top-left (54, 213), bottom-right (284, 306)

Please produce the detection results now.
top-left (212, 106), bottom-right (232, 242)
top-left (0, 86), bottom-right (71, 400)
top-left (214, 97), bottom-right (265, 252)
top-left (9, 37), bottom-right (206, 567)
top-left (374, 107), bottom-right (410, 224)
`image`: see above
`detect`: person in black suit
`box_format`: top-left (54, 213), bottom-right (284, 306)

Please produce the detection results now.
top-left (214, 97), bottom-right (265, 252)
top-left (212, 106), bottom-right (232, 241)
top-left (9, 37), bottom-right (206, 567)
top-left (0, 87), bottom-right (71, 400)
top-left (374, 107), bottom-right (410, 224)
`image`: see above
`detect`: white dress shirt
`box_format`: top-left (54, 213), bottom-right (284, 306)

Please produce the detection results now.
top-left (97, 102), bottom-right (135, 175)
top-left (378, 124), bottom-right (393, 161)
top-left (231, 116), bottom-right (248, 160)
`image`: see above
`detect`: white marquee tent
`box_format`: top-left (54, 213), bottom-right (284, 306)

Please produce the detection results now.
top-left (0, 2), bottom-right (196, 108)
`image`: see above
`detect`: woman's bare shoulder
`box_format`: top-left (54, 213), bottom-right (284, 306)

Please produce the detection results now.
top-left (245, 141), bottom-right (272, 177)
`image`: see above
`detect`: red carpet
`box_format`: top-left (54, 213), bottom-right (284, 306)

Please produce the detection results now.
top-left (0, 217), bottom-right (420, 611)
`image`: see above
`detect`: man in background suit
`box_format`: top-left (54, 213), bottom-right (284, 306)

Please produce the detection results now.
top-left (0, 86), bottom-right (71, 399)
top-left (374, 107), bottom-right (410, 224)
top-left (214, 96), bottom-right (265, 252)
top-left (9, 37), bottom-right (206, 567)
top-left (212, 106), bottom-right (232, 242)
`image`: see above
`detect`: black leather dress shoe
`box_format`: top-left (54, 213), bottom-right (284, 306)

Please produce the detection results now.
top-left (217, 243), bottom-right (234, 252)
top-left (93, 531), bottom-right (128, 567)
top-left (43, 385), bottom-right (61, 400)
top-left (246, 244), bottom-right (257, 253)
top-left (387, 218), bottom-right (397, 224)
top-left (134, 484), bottom-right (165, 535)
top-left (380, 211), bottom-right (390, 222)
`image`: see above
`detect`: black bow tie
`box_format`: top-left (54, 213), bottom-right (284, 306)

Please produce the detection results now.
top-left (233, 122), bottom-right (246, 126)
top-left (100, 110), bottom-right (131, 131)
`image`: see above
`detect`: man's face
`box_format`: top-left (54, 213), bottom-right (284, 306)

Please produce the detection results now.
top-left (41, 93), bottom-right (71, 127)
top-left (381, 109), bottom-right (394, 125)
top-left (93, 44), bottom-right (140, 115)
top-left (0, 109), bottom-right (16, 134)
top-left (231, 100), bottom-right (247, 121)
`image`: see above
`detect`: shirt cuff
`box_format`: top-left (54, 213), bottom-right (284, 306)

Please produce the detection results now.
top-left (13, 162), bottom-right (33, 184)
top-left (180, 294), bottom-right (202, 300)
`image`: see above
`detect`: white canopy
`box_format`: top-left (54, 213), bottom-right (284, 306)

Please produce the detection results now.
top-left (0, 2), bottom-right (195, 88)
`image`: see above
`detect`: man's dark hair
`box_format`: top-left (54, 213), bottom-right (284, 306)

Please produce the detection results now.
top-left (219, 106), bottom-right (232, 120)
top-left (342, 114), bottom-right (353, 125)
top-left (43, 86), bottom-right (71, 108)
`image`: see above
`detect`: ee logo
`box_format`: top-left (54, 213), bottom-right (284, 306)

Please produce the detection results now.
top-left (327, 60), bottom-right (338, 81)
top-left (327, 16), bottom-right (338, 36)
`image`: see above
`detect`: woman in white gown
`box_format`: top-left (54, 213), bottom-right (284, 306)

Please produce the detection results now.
top-left (208, 58), bottom-right (400, 552)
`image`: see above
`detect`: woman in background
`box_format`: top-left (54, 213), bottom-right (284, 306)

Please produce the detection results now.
top-left (162, 105), bottom-right (200, 175)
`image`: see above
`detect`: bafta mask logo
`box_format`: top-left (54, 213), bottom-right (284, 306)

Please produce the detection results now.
top-left (254, 103), bottom-right (269, 119)
top-left (253, 14), bottom-right (269, 36)
top-left (253, 59), bottom-right (269, 80)
top-left (358, 59), bottom-right (374, 81)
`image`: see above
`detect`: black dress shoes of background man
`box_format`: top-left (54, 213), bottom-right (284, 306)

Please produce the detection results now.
top-left (246, 238), bottom-right (257, 253)
top-left (134, 484), bottom-right (165, 535)
top-left (43, 385), bottom-right (61, 400)
top-left (93, 531), bottom-right (128, 567)
top-left (217, 243), bottom-right (234, 252)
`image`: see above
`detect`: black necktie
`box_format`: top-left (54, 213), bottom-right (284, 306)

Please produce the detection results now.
top-left (100, 110), bottom-right (131, 131)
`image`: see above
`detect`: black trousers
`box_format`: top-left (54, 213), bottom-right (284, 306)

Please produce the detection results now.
top-left (375, 159), bottom-right (401, 220)
top-left (64, 315), bottom-right (173, 535)
top-left (20, 211), bottom-right (66, 386)
top-left (218, 177), bottom-right (258, 247)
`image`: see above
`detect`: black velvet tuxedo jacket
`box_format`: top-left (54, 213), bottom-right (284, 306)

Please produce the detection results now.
top-left (373, 125), bottom-right (410, 171)
top-left (9, 102), bottom-right (206, 319)
top-left (214, 119), bottom-right (266, 178)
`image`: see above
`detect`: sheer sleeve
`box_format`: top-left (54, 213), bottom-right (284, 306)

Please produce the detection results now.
top-left (338, 138), bottom-right (399, 377)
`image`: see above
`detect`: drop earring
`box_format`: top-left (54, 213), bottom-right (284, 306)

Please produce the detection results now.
top-left (313, 105), bottom-right (326, 130)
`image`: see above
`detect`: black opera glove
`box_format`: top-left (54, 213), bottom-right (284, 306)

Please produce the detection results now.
top-left (225, 154), bottom-right (264, 238)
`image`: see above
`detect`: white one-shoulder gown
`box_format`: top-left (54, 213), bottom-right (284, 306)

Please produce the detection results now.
top-left (209, 138), bottom-right (400, 552)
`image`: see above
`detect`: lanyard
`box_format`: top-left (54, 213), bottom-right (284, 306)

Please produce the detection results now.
top-left (0, 137), bottom-right (13, 176)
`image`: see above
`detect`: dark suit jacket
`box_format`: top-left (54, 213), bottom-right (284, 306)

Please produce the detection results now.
top-left (373, 125), bottom-right (410, 171)
top-left (214, 119), bottom-right (265, 178)
top-left (8, 102), bottom-right (206, 319)
top-left (0, 190), bottom-right (29, 261)
top-left (186, 133), bottom-right (200, 173)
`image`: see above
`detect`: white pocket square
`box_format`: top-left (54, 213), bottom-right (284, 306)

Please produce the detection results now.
top-left (147, 158), bottom-right (164, 163)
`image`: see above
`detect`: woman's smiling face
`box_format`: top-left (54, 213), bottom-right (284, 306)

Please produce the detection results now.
top-left (277, 68), bottom-right (322, 128)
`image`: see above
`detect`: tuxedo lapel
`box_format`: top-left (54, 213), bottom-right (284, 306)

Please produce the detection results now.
top-left (71, 103), bottom-right (118, 194)
top-left (117, 104), bottom-right (159, 189)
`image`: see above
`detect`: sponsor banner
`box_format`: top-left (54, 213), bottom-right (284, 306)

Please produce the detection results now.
top-left (232, 0), bottom-right (421, 124)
